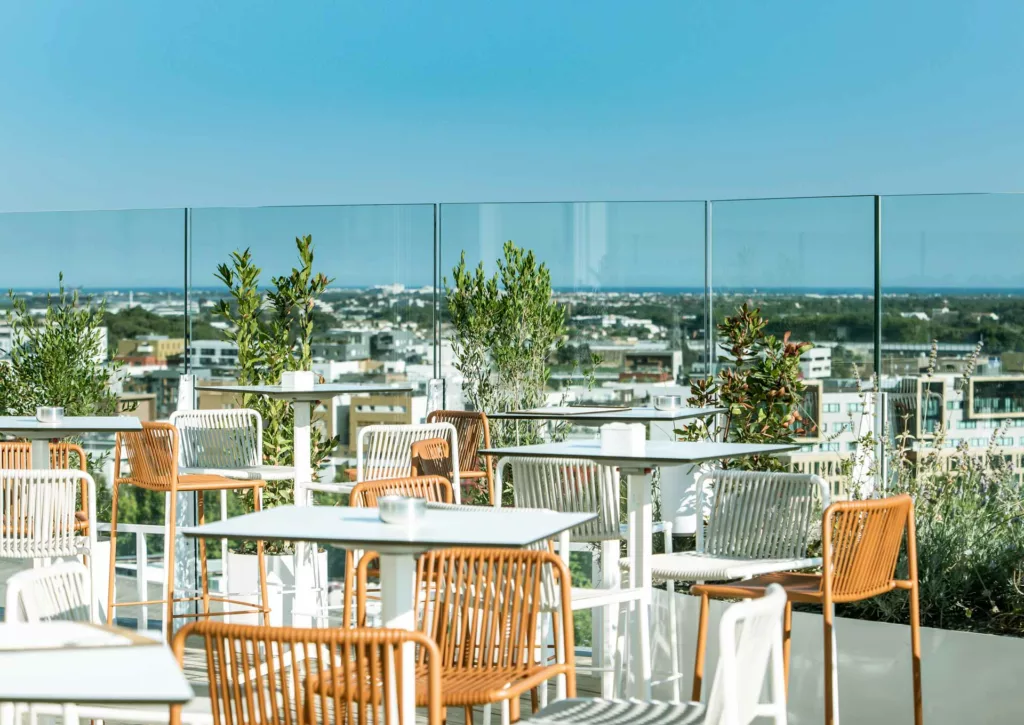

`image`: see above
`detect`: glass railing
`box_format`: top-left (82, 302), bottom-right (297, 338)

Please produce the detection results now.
top-left (880, 193), bottom-right (1024, 456)
top-left (4, 194), bottom-right (1024, 500)
top-left (439, 200), bottom-right (706, 419)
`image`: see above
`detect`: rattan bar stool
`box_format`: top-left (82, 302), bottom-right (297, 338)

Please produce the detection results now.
top-left (172, 621), bottom-right (444, 725)
top-left (106, 421), bottom-right (270, 641)
top-left (348, 545), bottom-right (577, 725)
top-left (426, 410), bottom-right (495, 504)
top-left (690, 494), bottom-right (922, 725)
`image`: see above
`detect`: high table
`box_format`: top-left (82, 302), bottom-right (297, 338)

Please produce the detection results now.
top-left (480, 439), bottom-right (798, 699)
top-left (0, 621), bottom-right (192, 725)
top-left (488, 406), bottom-right (725, 535)
top-left (183, 504), bottom-right (593, 724)
top-left (194, 382), bottom-right (413, 626)
top-left (0, 415), bottom-right (142, 470)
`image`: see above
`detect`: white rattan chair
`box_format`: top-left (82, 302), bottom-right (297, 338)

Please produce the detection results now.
top-left (622, 469), bottom-right (828, 701)
top-left (170, 408), bottom-right (289, 569)
top-left (353, 423), bottom-right (461, 500)
top-left (0, 468), bottom-right (97, 619)
top-left (496, 456), bottom-right (654, 700)
top-left (5, 561), bottom-right (212, 725)
top-left (523, 583), bottom-right (789, 725)
top-left (170, 408), bottom-right (295, 482)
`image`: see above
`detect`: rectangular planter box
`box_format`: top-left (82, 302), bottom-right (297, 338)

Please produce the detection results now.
top-left (226, 550), bottom-right (328, 627)
top-left (651, 589), bottom-right (1024, 724)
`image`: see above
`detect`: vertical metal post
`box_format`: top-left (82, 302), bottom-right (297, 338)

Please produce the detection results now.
top-left (173, 208), bottom-right (199, 628)
top-left (873, 196), bottom-right (886, 488)
top-left (704, 201), bottom-right (713, 377)
top-left (873, 196), bottom-right (882, 379)
top-left (433, 203), bottom-right (441, 382)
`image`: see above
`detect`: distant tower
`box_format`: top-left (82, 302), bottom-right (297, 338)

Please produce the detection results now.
top-left (129, 290), bottom-right (133, 308)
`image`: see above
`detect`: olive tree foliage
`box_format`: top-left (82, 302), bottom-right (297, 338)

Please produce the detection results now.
top-left (215, 235), bottom-right (337, 511)
top-left (444, 240), bottom-right (567, 434)
top-left (0, 274), bottom-right (121, 418)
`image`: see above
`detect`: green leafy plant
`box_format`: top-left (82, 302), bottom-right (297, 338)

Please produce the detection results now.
top-left (676, 302), bottom-right (812, 470)
top-left (444, 241), bottom-right (568, 502)
top-left (841, 352), bottom-right (1024, 635)
top-left (445, 241), bottom-right (567, 416)
top-left (2, 276), bottom-right (139, 531)
top-left (215, 235), bottom-right (338, 517)
top-left (2, 275), bottom-right (121, 418)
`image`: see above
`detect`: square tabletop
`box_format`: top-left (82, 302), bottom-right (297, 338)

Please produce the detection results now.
top-left (0, 622), bottom-right (193, 705)
top-left (182, 504), bottom-right (594, 554)
top-left (196, 382), bottom-right (413, 401)
top-left (480, 439), bottom-right (799, 467)
top-left (0, 415), bottom-right (143, 437)
top-left (488, 405), bottom-right (725, 425)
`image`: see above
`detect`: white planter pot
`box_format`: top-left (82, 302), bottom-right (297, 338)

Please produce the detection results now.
top-left (652, 589), bottom-right (1024, 725)
top-left (225, 549), bottom-right (328, 627)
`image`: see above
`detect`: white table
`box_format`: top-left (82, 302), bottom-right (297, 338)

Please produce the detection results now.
top-left (195, 382), bottom-right (413, 626)
top-left (0, 416), bottom-right (142, 470)
top-left (488, 405), bottom-right (726, 535)
top-left (480, 439), bottom-right (798, 699)
top-left (183, 504), bottom-right (592, 724)
top-left (488, 405), bottom-right (725, 425)
top-left (0, 621), bottom-right (192, 708)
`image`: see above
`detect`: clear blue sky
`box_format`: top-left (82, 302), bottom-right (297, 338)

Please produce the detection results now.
top-left (3, 1), bottom-right (1024, 211)
top-left (2, 2), bottom-right (1024, 290)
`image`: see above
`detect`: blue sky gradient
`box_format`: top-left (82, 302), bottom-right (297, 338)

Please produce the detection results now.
top-left (3, 1), bottom-right (1024, 211)
top-left (2, 2), bottom-right (1024, 290)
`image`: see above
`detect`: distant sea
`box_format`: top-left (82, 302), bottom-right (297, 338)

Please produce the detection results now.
top-left (5, 285), bottom-right (1024, 296)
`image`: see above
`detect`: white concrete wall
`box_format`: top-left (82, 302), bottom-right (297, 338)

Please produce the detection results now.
top-left (651, 589), bottom-right (1024, 725)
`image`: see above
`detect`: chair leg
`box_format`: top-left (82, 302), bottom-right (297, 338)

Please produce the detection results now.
top-left (666, 579), bottom-right (682, 703)
top-left (105, 481), bottom-right (120, 626)
top-left (197, 492), bottom-right (210, 616)
top-left (254, 486), bottom-right (270, 625)
top-left (783, 600), bottom-right (793, 693)
top-left (634, 595), bottom-right (652, 699)
top-left (464, 705), bottom-right (473, 725)
top-left (509, 696), bottom-right (520, 724)
top-left (164, 490), bottom-right (178, 644)
top-left (823, 604), bottom-right (839, 725)
top-left (691, 592), bottom-right (710, 701)
top-left (909, 582), bottom-right (923, 725)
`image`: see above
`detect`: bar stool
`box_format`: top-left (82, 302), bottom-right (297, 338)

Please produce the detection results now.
top-left (106, 421), bottom-right (270, 640)
top-left (690, 494), bottom-right (922, 725)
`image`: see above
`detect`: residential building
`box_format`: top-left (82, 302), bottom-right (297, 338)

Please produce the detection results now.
top-left (189, 340), bottom-right (239, 370)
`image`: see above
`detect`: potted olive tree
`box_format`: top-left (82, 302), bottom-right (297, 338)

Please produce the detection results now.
top-left (214, 235), bottom-right (337, 624)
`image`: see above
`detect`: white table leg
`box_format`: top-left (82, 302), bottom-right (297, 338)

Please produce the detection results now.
top-left (624, 468), bottom-right (653, 700)
top-left (292, 401), bottom-right (317, 628)
top-left (29, 438), bottom-right (50, 470)
top-left (378, 552), bottom-right (418, 725)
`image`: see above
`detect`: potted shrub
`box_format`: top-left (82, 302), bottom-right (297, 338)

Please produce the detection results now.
top-left (214, 235), bottom-right (337, 624)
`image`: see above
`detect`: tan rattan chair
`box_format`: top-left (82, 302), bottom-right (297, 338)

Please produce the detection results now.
top-left (426, 410), bottom-right (494, 504)
top-left (410, 438), bottom-right (452, 479)
top-left (343, 475), bottom-right (456, 627)
top-left (351, 546), bottom-right (576, 724)
top-left (171, 621), bottom-right (443, 725)
top-left (691, 494), bottom-right (922, 725)
top-left (351, 474), bottom-right (455, 507)
top-left (0, 441), bottom-right (91, 534)
top-left (106, 421), bottom-right (270, 640)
